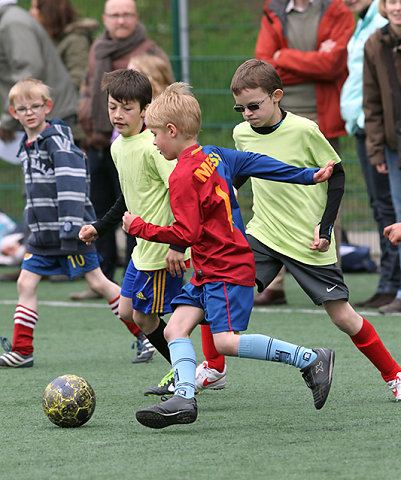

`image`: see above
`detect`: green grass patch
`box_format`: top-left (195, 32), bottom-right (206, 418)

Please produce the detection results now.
top-left (0, 269), bottom-right (398, 479)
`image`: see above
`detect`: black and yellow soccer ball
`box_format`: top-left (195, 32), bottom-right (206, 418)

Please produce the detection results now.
top-left (42, 374), bottom-right (96, 428)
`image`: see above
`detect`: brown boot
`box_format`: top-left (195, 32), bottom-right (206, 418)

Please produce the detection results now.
top-left (253, 288), bottom-right (287, 306)
top-left (354, 293), bottom-right (395, 309)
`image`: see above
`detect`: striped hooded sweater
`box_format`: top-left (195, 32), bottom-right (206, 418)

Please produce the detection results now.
top-left (17, 119), bottom-right (96, 256)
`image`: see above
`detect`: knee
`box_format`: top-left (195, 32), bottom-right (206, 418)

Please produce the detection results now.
top-left (118, 304), bottom-right (132, 322)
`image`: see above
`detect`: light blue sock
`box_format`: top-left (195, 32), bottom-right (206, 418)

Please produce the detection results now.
top-left (238, 334), bottom-right (317, 369)
top-left (168, 338), bottom-right (197, 398)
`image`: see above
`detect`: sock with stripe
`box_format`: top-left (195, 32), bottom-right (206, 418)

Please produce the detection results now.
top-left (200, 324), bottom-right (225, 372)
top-left (350, 318), bottom-right (401, 382)
top-left (168, 337), bottom-right (196, 398)
top-left (146, 317), bottom-right (171, 363)
top-left (109, 295), bottom-right (142, 338)
top-left (238, 334), bottom-right (317, 369)
top-left (12, 305), bottom-right (38, 356)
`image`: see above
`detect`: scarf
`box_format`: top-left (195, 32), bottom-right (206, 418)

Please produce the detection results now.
top-left (90, 22), bottom-right (148, 134)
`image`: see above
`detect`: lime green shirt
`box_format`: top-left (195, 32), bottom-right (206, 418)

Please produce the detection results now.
top-left (233, 112), bottom-right (340, 265)
top-left (111, 128), bottom-right (190, 270)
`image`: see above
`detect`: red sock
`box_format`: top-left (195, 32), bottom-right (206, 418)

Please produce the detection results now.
top-left (350, 318), bottom-right (400, 381)
top-left (12, 305), bottom-right (38, 356)
top-left (201, 324), bottom-right (225, 372)
top-left (109, 296), bottom-right (142, 338)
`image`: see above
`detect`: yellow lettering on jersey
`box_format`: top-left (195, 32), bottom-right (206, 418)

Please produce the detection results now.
top-left (194, 152), bottom-right (221, 182)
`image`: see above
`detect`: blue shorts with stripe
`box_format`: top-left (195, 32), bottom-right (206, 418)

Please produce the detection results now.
top-left (121, 259), bottom-right (185, 315)
top-left (21, 252), bottom-right (100, 280)
top-left (171, 281), bottom-right (254, 333)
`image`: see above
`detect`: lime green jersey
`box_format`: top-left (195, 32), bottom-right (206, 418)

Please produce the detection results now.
top-left (111, 128), bottom-right (190, 270)
top-left (233, 112), bottom-right (340, 265)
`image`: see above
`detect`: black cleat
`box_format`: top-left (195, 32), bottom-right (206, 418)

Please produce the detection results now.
top-left (301, 348), bottom-right (335, 410)
top-left (143, 369), bottom-right (174, 396)
top-left (136, 395), bottom-right (197, 429)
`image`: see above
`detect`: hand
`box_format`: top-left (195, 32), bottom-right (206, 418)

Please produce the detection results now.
top-left (319, 39), bottom-right (336, 53)
top-left (376, 163), bottom-right (388, 174)
top-left (122, 211), bottom-right (139, 233)
top-left (0, 128), bottom-right (15, 142)
top-left (165, 249), bottom-right (187, 278)
top-left (383, 223), bottom-right (401, 245)
top-left (313, 161), bottom-right (335, 183)
top-left (79, 224), bottom-right (98, 245)
top-left (310, 225), bottom-right (330, 252)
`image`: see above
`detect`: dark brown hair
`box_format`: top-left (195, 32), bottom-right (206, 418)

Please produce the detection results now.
top-left (35, 0), bottom-right (78, 39)
top-left (101, 69), bottom-right (153, 110)
top-left (230, 59), bottom-right (283, 95)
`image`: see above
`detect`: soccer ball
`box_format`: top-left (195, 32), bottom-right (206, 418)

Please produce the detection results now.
top-left (42, 374), bottom-right (96, 428)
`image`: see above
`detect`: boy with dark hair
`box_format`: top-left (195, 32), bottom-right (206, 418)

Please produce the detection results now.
top-left (0, 78), bottom-right (122, 368)
top-left (79, 69), bottom-right (191, 367)
top-left (229, 59), bottom-right (400, 402)
top-left (123, 81), bottom-right (336, 429)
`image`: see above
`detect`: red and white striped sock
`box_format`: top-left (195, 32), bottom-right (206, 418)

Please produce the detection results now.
top-left (12, 305), bottom-right (38, 356)
top-left (109, 295), bottom-right (142, 338)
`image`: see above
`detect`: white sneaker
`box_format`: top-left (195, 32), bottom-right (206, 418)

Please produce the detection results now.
top-left (195, 361), bottom-right (226, 393)
top-left (387, 372), bottom-right (401, 402)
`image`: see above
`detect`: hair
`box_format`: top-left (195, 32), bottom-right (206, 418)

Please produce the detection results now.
top-left (145, 82), bottom-right (201, 139)
top-left (378, 0), bottom-right (388, 18)
top-left (33, 0), bottom-right (78, 39)
top-left (8, 78), bottom-right (51, 107)
top-left (230, 59), bottom-right (283, 95)
top-left (128, 53), bottom-right (174, 98)
top-left (101, 69), bottom-right (152, 110)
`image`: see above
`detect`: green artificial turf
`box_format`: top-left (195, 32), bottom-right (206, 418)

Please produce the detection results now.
top-left (0, 269), bottom-right (399, 479)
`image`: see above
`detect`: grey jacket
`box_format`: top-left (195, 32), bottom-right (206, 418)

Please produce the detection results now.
top-left (0, 4), bottom-right (78, 131)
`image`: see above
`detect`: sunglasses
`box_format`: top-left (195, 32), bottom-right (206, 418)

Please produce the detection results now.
top-left (233, 94), bottom-right (271, 113)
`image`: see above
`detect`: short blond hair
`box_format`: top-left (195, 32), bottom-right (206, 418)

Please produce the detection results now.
top-left (145, 82), bottom-right (201, 139)
top-left (128, 53), bottom-right (174, 98)
top-left (8, 78), bottom-right (51, 107)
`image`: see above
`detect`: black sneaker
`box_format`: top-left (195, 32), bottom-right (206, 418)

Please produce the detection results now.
top-left (136, 395), bottom-right (197, 429)
top-left (143, 369), bottom-right (175, 396)
top-left (301, 348), bottom-right (334, 410)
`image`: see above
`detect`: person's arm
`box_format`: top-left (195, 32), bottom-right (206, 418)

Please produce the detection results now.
top-left (123, 172), bottom-right (202, 247)
top-left (310, 162), bottom-right (345, 251)
top-left (363, 39), bottom-right (386, 167)
top-left (255, 3), bottom-right (354, 85)
top-left (53, 148), bottom-right (87, 252)
top-left (219, 147), bottom-right (332, 185)
top-left (0, 22), bottom-right (46, 130)
top-left (93, 194), bottom-right (127, 236)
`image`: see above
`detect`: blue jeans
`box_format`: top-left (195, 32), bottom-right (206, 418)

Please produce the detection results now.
top-left (384, 146), bottom-right (401, 299)
top-left (355, 129), bottom-right (400, 294)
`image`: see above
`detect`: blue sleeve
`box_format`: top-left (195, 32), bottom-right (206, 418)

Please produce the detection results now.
top-left (207, 146), bottom-right (318, 185)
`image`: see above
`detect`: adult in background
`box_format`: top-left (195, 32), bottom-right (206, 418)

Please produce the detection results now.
top-left (341, 0), bottom-right (398, 310)
top-left (71, 0), bottom-right (172, 300)
top-left (252, 0), bottom-right (355, 306)
top-left (363, 0), bottom-right (401, 314)
top-left (29, 0), bottom-right (99, 147)
top-left (0, 0), bottom-right (78, 141)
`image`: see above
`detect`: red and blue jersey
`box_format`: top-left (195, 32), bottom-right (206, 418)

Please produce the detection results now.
top-left (129, 144), bottom-right (317, 287)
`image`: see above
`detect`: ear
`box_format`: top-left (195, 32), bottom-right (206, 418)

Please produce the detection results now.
top-left (44, 99), bottom-right (54, 115)
top-left (166, 122), bottom-right (178, 137)
top-left (141, 104), bottom-right (149, 118)
top-left (9, 106), bottom-right (19, 120)
top-left (271, 89), bottom-right (283, 104)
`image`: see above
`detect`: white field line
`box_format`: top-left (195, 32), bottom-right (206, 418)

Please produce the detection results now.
top-left (0, 299), bottom-right (383, 316)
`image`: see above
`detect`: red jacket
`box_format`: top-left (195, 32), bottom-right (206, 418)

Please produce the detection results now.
top-left (255, 0), bottom-right (355, 139)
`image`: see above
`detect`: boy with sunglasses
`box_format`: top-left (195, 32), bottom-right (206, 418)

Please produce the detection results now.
top-left (227, 59), bottom-right (401, 402)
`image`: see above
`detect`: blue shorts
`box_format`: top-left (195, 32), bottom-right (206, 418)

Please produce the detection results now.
top-left (121, 259), bottom-right (185, 315)
top-left (21, 252), bottom-right (100, 280)
top-left (171, 281), bottom-right (254, 333)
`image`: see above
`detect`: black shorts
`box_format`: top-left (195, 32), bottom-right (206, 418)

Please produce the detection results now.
top-left (247, 234), bottom-right (349, 306)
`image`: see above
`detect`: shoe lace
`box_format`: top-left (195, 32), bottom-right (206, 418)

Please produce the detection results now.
top-left (1, 336), bottom-right (11, 353)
